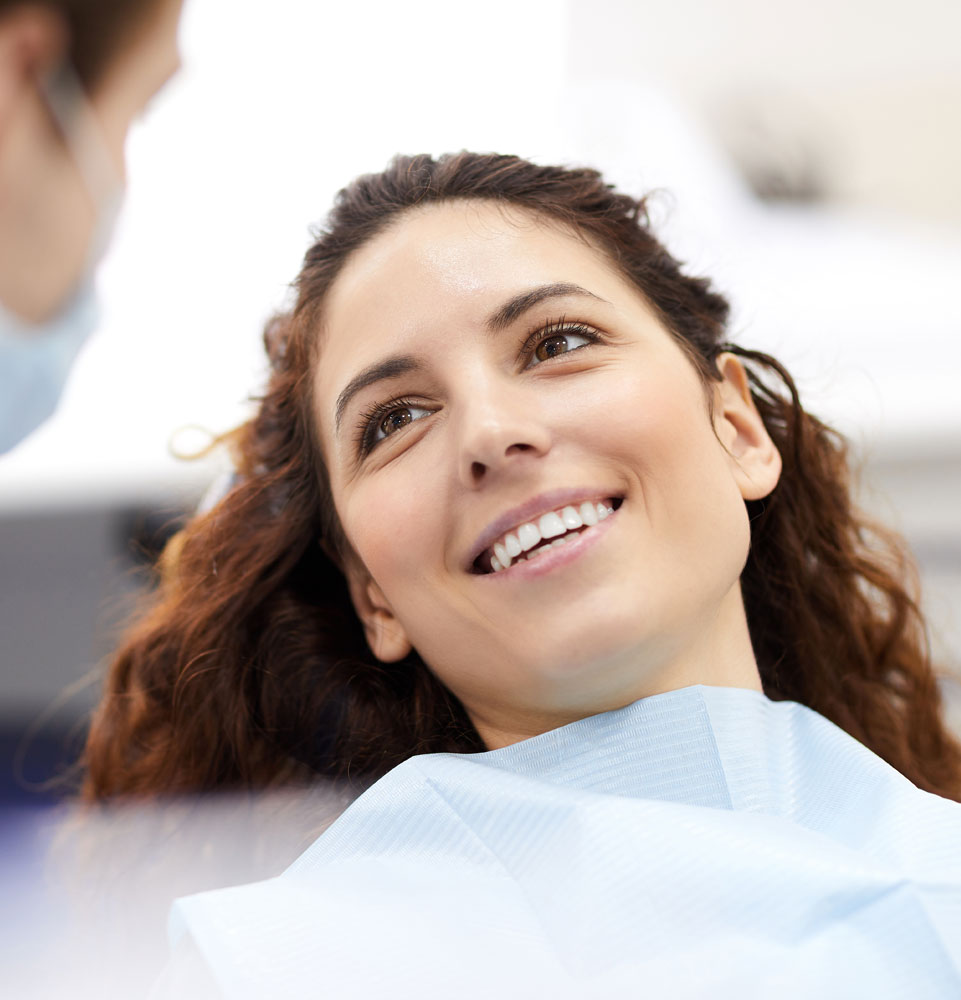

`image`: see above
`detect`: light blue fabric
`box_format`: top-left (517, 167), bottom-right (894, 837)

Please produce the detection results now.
top-left (169, 685), bottom-right (961, 998)
top-left (0, 286), bottom-right (99, 454)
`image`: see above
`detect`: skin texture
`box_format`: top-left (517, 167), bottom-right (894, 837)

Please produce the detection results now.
top-left (0, 0), bottom-right (183, 322)
top-left (314, 201), bottom-right (782, 749)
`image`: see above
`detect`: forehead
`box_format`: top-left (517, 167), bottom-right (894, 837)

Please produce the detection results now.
top-left (314, 200), bottom-right (628, 405)
top-left (324, 200), bottom-right (617, 321)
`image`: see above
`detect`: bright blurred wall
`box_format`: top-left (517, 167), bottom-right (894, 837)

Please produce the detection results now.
top-left (570, 0), bottom-right (961, 224)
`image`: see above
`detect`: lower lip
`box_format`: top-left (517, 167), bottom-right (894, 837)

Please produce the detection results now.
top-left (480, 508), bottom-right (618, 582)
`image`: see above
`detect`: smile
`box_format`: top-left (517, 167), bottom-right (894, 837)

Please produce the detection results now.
top-left (473, 497), bottom-right (623, 574)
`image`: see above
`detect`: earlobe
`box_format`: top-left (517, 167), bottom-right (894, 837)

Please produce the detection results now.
top-left (344, 561), bottom-right (413, 664)
top-left (714, 353), bottom-right (782, 501)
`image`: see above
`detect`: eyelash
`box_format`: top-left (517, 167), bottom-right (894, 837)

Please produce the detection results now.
top-left (355, 318), bottom-right (601, 456)
top-left (519, 317), bottom-right (599, 367)
top-left (355, 396), bottom-right (424, 456)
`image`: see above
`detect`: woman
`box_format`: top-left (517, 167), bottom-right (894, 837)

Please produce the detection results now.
top-left (85, 153), bottom-right (961, 995)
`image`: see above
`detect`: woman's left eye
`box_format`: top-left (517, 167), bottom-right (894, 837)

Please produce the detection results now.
top-left (525, 323), bottom-right (597, 368)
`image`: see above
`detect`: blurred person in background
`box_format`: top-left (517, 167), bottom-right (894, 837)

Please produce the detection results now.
top-left (80, 153), bottom-right (961, 997)
top-left (0, 0), bottom-right (183, 454)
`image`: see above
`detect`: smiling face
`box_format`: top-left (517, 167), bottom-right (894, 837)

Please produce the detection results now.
top-left (313, 201), bottom-right (781, 747)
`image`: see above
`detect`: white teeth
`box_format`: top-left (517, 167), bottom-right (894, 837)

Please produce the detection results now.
top-left (539, 511), bottom-right (566, 539)
top-left (517, 522), bottom-right (540, 551)
top-left (484, 499), bottom-right (619, 573)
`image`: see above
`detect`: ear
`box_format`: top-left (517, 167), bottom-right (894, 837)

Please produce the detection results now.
top-left (0, 6), bottom-right (67, 137)
top-left (713, 353), bottom-right (782, 501)
top-left (343, 556), bottom-right (413, 664)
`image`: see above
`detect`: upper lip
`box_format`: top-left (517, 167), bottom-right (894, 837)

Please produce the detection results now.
top-left (466, 487), bottom-right (621, 570)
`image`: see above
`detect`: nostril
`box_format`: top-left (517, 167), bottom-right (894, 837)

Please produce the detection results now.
top-left (463, 437), bottom-right (543, 487)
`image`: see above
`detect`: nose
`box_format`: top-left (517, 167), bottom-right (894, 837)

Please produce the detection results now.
top-left (455, 377), bottom-right (553, 489)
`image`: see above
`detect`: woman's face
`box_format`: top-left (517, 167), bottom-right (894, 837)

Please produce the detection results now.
top-left (313, 201), bottom-right (780, 746)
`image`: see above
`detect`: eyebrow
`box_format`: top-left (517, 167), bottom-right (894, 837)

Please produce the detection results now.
top-left (335, 355), bottom-right (422, 433)
top-left (334, 282), bottom-right (607, 434)
top-left (485, 282), bottom-right (605, 331)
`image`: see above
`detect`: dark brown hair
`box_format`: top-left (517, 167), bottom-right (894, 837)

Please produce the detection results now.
top-left (0, 0), bottom-right (168, 88)
top-left (82, 152), bottom-right (961, 800)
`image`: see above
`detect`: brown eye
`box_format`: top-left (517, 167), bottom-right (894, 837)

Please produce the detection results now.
top-left (363, 401), bottom-right (434, 454)
top-left (535, 335), bottom-right (571, 361)
top-left (529, 327), bottom-right (594, 366)
top-left (380, 407), bottom-right (414, 437)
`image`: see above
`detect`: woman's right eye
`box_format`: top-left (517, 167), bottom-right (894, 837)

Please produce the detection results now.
top-left (360, 400), bottom-right (434, 453)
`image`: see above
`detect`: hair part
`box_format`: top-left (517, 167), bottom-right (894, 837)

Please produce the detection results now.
top-left (82, 152), bottom-right (961, 801)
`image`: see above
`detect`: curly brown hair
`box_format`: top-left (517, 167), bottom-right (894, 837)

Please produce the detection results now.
top-left (82, 152), bottom-right (961, 801)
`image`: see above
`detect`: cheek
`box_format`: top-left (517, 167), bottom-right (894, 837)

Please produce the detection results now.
top-left (339, 472), bottom-right (442, 591)
top-left (578, 364), bottom-right (707, 473)
top-left (593, 370), bottom-right (749, 545)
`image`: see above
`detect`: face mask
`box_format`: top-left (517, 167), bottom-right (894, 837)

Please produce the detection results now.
top-left (0, 286), bottom-right (102, 454)
top-left (0, 62), bottom-right (123, 456)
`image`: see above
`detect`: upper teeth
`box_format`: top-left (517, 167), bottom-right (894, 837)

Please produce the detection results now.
top-left (487, 501), bottom-right (614, 573)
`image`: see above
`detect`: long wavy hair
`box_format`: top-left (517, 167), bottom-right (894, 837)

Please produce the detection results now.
top-left (82, 152), bottom-right (961, 801)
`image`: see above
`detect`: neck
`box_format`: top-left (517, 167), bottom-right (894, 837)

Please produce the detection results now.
top-left (469, 586), bottom-right (763, 750)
